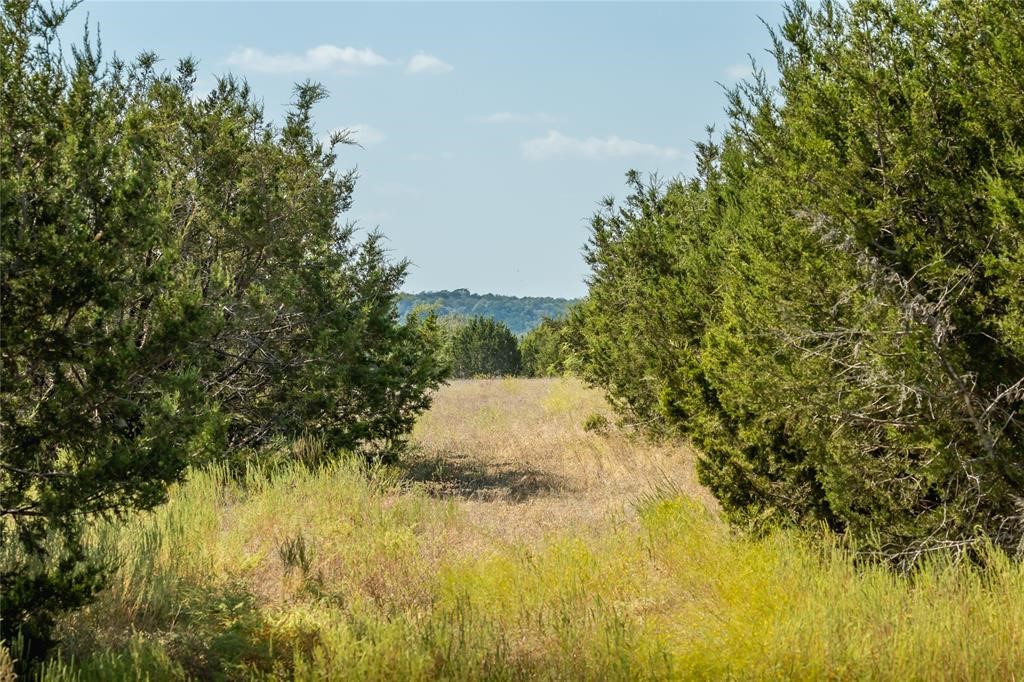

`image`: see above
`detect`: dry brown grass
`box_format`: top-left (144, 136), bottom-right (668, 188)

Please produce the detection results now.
top-left (405, 377), bottom-right (716, 543)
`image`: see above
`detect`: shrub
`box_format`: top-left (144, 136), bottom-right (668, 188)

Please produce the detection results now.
top-left (0, 0), bottom-right (445, 659)
top-left (572, 0), bottom-right (1024, 562)
top-left (582, 413), bottom-right (610, 434)
top-left (448, 316), bottom-right (521, 378)
top-left (520, 317), bottom-right (571, 378)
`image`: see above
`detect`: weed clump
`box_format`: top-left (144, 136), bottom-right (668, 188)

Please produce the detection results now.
top-left (582, 413), bottom-right (610, 434)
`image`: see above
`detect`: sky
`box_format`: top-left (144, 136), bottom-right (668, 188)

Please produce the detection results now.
top-left (67, 2), bottom-right (786, 298)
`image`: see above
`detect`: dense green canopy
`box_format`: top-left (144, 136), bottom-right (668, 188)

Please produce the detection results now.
top-left (446, 316), bottom-right (522, 378)
top-left (572, 0), bottom-right (1024, 564)
top-left (398, 290), bottom-right (576, 336)
top-left (1, 0), bottom-right (446, 657)
top-left (520, 317), bottom-right (572, 378)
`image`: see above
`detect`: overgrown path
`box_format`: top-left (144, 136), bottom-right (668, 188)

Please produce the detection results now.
top-left (38, 378), bottom-right (1024, 680)
top-left (405, 378), bottom-right (714, 541)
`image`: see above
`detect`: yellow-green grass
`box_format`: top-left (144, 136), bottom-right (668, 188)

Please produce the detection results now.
top-left (22, 379), bottom-right (1024, 680)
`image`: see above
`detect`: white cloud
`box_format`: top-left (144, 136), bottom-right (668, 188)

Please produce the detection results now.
top-left (407, 53), bottom-right (453, 75)
top-left (521, 130), bottom-right (681, 161)
top-left (331, 123), bottom-right (386, 146)
top-left (226, 45), bottom-right (389, 74)
top-left (725, 63), bottom-right (753, 79)
top-left (477, 112), bottom-right (557, 124)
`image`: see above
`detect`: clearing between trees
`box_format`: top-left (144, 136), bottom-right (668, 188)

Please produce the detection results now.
top-left (31, 379), bottom-right (1024, 680)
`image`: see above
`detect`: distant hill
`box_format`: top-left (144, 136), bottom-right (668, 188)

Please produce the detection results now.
top-left (397, 289), bottom-right (578, 335)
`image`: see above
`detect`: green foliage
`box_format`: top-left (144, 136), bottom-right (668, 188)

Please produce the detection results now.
top-left (448, 316), bottom-right (521, 378)
top-left (398, 289), bottom-right (577, 336)
top-left (572, 0), bottom-right (1024, 562)
top-left (581, 413), bottom-right (610, 435)
top-left (520, 316), bottom-right (572, 378)
top-left (278, 533), bottom-right (314, 577)
top-left (0, 0), bottom-right (445, 658)
top-left (1, 0), bottom-right (219, 660)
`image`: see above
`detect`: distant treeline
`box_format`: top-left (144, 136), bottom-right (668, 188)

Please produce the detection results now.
top-left (435, 315), bottom-right (573, 379)
top-left (398, 289), bottom-right (577, 335)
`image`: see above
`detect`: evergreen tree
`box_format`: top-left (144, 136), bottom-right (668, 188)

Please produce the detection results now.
top-left (0, 0), bottom-right (446, 658)
top-left (520, 316), bottom-right (570, 377)
top-left (573, 0), bottom-right (1024, 563)
top-left (1, 2), bottom-right (219, 657)
top-left (448, 316), bottom-right (521, 378)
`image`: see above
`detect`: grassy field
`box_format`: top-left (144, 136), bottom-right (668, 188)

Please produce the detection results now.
top-left (22, 378), bottom-right (1024, 680)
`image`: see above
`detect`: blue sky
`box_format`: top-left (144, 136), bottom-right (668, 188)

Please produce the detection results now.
top-left (69, 2), bottom-right (786, 298)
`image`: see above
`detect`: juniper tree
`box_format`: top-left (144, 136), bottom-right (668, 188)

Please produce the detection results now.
top-left (1, 0), bottom-right (445, 658)
top-left (449, 316), bottom-right (521, 378)
top-left (520, 316), bottom-right (570, 378)
top-left (0, 1), bottom-right (220, 657)
top-left (573, 0), bottom-right (1024, 563)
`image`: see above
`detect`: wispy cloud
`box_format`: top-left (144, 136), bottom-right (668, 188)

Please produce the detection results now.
top-left (226, 45), bottom-right (389, 74)
top-left (407, 53), bottom-right (453, 75)
top-left (521, 130), bottom-right (681, 161)
top-left (330, 123), bottom-right (386, 147)
top-left (725, 63), bottom-right (753, 80)
top-left (476, 112), bottom-right (557, 125)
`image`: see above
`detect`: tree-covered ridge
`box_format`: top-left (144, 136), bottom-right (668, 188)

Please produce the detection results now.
top-left (398, 289), bottom-right (577, 335)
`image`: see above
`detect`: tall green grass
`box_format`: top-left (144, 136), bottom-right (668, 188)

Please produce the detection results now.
top-left (30, 454), bottom-right (1024, 680)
